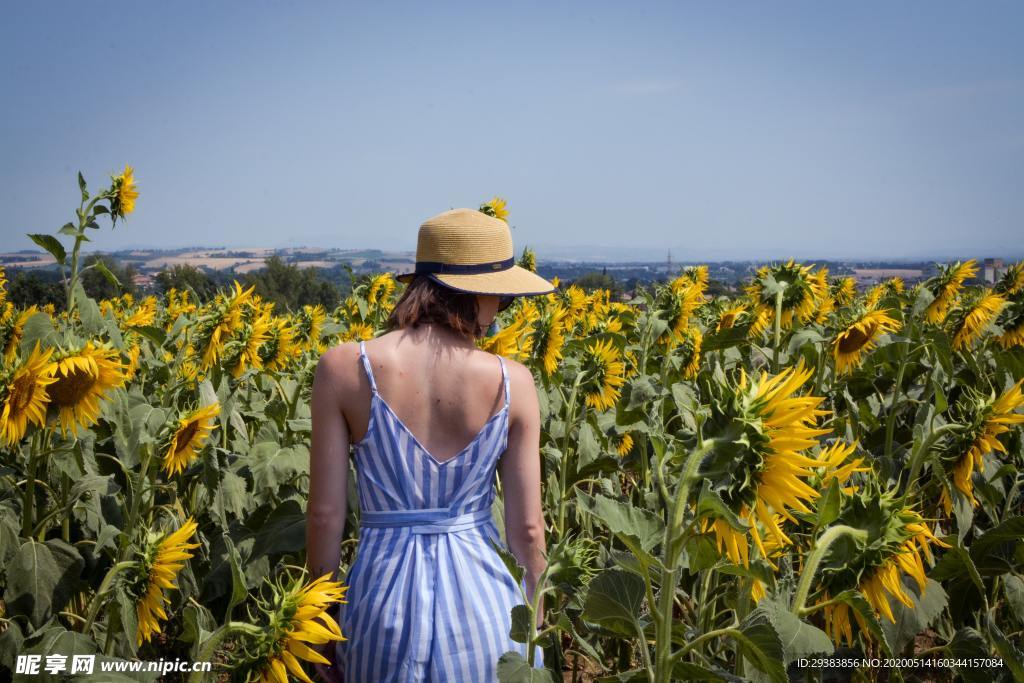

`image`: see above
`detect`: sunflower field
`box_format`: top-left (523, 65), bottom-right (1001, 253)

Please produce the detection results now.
top-left (1, 177), bottom-right (1023, 683)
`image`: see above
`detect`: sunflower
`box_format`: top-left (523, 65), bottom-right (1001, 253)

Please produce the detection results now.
top-left (517, 246), bottom-right (538, 273)
top-left (714, 302), bottom-right (747, 332)
top-left (256, 572), bottom-right (348, 683)
top-left (260, 320), bottom-right (301, 373)
top-left (530, 304), bottom-right (567, 378)
top-left (658, 280), bottom-right (702, 348)
top-left (366, 273), bottom-right (396, 311)
top-left (995, 294), bottom-right (1024, 349)
top-left (0, 341), bottom-right (58, 446)
top-left (121, 296), bottom-right (158, 328)
top-left (816, 494), bottom-right (949, 648)
top-left (110, 164), bottom-right (140, 219)
top-left (994, 262), bottom-right (1024, 296)
top-left (831, 277), bottom-right (857, 307)
top-left (479, 196), bottom-right (509, 222)
top-left (343, 321), bottom-right (375, 342)
top-left (612, 432), bottom-right (634, 456)
top-left (940, 379), bottom-right (1024, 510)
top-left (1, 304), bottom-right (38, 363)
top-left (923, 260), bottom-right (977, 324)
top-left (195, 282), bottom-right (256, 369)
top-left (950, 290), bottom-right (1006, 351)
top-left (579, 338), bottom-right (626, 411)
top-left (745, 260), bottom-right (825, 334)
top-left (296, 304), bottom-right (327, 354)
top-left (136, 517), bottom-right (201, 646)
top-left (699, 360), bottom-right (831, 569)
top-left (832, 309), bottom-right (901, 374)
top-left (227, 311), bottom-right (273, 378)
top-left (0, 265), bottom-right (5, 305)
top-left (480, 304), bottom-right (537, 360)
top-left (675, 326), bottom-right (702, 379)
top-left (677, 265), bottom-right (709, 298)
top-left (48, 341), bottom-right (127, 437)
top-left (162, 403), bottom-right (220, 476)
top-left (813, 440), bottom-right (871, 495)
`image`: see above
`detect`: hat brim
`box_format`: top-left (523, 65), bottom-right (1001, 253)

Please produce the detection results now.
top-left (395, 265), bottom-right (555, 296)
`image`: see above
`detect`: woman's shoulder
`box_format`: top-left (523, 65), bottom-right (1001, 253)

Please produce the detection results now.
top-left (315, 340), bottom-right (363, 385)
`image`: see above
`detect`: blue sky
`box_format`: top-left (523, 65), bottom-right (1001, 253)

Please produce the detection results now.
top-left (2, 1), bottom-right (1022, 260)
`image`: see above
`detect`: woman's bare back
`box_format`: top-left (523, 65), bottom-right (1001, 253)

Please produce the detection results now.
top-left (341, 327), bottom-right (509, 464)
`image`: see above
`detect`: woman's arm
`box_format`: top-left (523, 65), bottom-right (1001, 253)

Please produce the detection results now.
top-left (306, 347), bottom-right (351, 682)
top-left (307, 346), bottom-right (351, 581)
top-left (497, 359), bottom-right (548, 628)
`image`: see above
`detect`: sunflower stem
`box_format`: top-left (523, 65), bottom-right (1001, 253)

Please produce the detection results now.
top-left (772, 289), bottom-right (784, 372)
top-left (21, 430), bottom-right (42, 537)
top-left (557, 373), bottom-right (583, 539)
top-left (899, 422), bottom-right (964, 506)
top-left (653, 438), bottom-right (717, 683)
top-left (81, 560), bottom-right (136, 638)
top-left (791, 525), bottom-right (867, 616)
top-left (884, 337), bottom-right (911, 460)
top-left (189, 621), bottom-right (266, 683)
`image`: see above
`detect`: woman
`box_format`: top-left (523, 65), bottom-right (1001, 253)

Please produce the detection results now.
top-left (306, 208), bottom-right (555, 682)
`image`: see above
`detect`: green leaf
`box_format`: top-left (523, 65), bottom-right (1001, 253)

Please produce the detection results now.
top-left (878, 577), bottom-right (947, 656)
top-left (735, 608), bottom-right (787, 683)
top-left (758, 597), bottom-right (833, 665)
top-left (971, 515), bottom-right (1024, 561)
top-left (93, 258), bottom-right (122, 289)
top-left (496, 650), bottom-right (557, 682)
top-left (509, 604), bottom-right (532, 643)
top-left (248, 442), bottom-right (308, 492)
top-left (576, 490), bottom-right (664, 559)
top-left (815, 478), bottom-right (841, 528)
top-left (581, 568), bottom-right (646, 638)
top-left (19, 312), bottom-right (60, 357)
top-left (78, 170), bottom-right (88, 200)
top-left (696, 484), bottom-right (749, 532)
top-left (127, 324), bottom-right (167, 348)
top-left (249, 500), bottom-right (305, 559)
top-left (670, 662), bottom-right (746, 682)
top-left (1004, 574), bottom-right (1024, 628)
top-left (4, 538), bottom-right (84, 628)
top-left (27, 233), bottom-right (66, 265)
top-left (947, 627), bottom-right (995, 683)
top-left (72, 280), bottom-right (104, 335)
top-left (985, 614), bottom-right (1024, 681)
top-left (223, 536), bottom-right (248, 620)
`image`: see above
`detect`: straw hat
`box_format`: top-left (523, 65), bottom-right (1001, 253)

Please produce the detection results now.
top-left (395, 208), bottom-right (555, 297)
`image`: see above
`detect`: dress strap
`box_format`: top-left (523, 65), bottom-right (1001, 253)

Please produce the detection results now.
top-left (497, 356), bottom-right (510, 409)
top-left (358, 341), bottom-right (378, 394)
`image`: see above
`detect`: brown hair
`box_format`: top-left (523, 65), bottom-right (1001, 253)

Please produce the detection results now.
top-left (386, 275), bottom-right (484, 338)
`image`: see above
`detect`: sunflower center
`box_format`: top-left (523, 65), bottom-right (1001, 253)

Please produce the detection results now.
top-left (838, 325), bottom-right (873, 354)
top-left (49, 367), bottom-right (97, 407)
top-left (174, 421), bottom-right (201, 454)
top-left (8, 373), bottom-right (39, 413)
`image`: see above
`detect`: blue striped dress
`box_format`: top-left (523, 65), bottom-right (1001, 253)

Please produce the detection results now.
top-left (335, 340), bottom-right (545, 682)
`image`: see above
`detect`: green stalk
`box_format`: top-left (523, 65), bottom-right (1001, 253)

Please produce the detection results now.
top-left (22, 430), bottom-right (43, 537)
top-left (189, 622), bottom-right (266, 683)
top-left (884, 338), bottom-right (910, 459)
top-left (791, 525), bottom-right (868, 616)
top-left (556, 373), bottom-right (584, 538)
top-left (772, 289), bottom-right (784, 372)
top-left (81, 560), bottom-right (136, 636)
top-left (899, 422), bottom-right (963, 506)
top-left (653, 439), bottom-right (717, 683)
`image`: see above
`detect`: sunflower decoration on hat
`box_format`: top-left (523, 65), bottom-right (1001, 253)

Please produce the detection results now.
top-left (395, 198), bottom-right (555, 309)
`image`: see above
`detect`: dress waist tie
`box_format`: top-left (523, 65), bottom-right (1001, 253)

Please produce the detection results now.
top-left (358, 507), bottom-right (494, 535)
